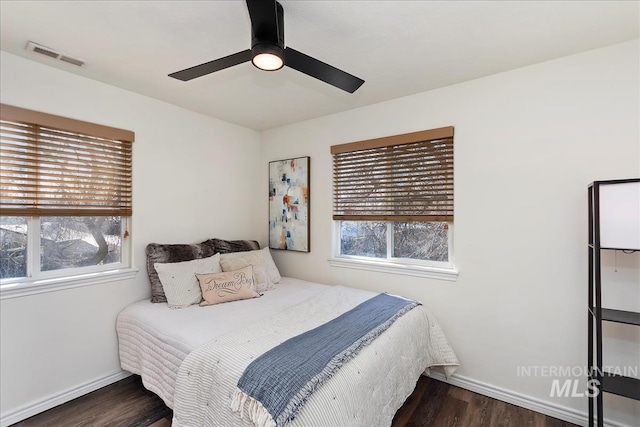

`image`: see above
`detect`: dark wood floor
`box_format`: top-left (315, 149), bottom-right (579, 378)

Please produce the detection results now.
top-left (12, 375), bottom-right (578, 427)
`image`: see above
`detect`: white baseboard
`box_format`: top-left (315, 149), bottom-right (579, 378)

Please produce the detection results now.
top-left (428, 372), bottom-right (628, 427)
top-left (0, 370), bottom-right (629, 427)
top-left (0, 370), bottom-right (131, 427)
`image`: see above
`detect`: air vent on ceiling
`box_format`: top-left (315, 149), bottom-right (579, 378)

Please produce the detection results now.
top-left (25, 41), bottom-right (85, 67)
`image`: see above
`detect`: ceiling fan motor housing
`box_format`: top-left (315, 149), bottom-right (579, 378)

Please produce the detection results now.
top-left (250, 1), bottom-right (285, 68)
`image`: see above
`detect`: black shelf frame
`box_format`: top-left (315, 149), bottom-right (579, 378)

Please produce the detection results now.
top-left (602, 373), bottom-right (640, 400)
top-left (588, 178), bottom-right (640, 427)
top-left (600, 308), bottom-right (640, 326)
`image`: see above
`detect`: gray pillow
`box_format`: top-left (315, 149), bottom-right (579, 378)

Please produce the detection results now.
top-left (206, 238), bottom-right (260, 254)
top-left (146, 241), bottom-right (217, 303)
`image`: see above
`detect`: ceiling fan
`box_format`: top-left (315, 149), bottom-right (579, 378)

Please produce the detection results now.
top-left (168, 0), bottom-right (365, 93)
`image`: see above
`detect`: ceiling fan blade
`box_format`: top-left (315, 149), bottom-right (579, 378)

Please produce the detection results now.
top-left (284, 47), bottom-right (364, 93)
top-left (168, 50), bottom-right (252, 81)
top-left (246, 0), bottom-right (279, 44)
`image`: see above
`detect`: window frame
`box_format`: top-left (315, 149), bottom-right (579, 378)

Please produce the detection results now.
top-left (329, 127), bottom-right (457, 280)
top-left (0, 215), bottom-right (136, 300)
top-left (0, 105), bottom-right (137, 297)
top-left (329, 220), bottom-right (458, 281)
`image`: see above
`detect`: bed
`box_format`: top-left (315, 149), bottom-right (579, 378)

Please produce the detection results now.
top-left (116, 240), bottom-right (459, 427)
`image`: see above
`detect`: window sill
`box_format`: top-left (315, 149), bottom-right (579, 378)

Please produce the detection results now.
top-left (328, 257), bottom-right (458, 281)
top-left (0, 268), bottom-right (139, 300)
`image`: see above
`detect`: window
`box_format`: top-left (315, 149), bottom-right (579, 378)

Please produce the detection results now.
top-left (330, 127), bottom-right (456, 278)
top-left (0, 104), bottom-right (135, 293)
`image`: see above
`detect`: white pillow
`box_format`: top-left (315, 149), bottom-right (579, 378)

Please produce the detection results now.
top-left (220, 247), bottom-right (281, 284)
top-left (220, 256), bottom-right (273, 293)
top-left (155, 253), bottom-right (221, 309)
top-left (258, 247), bottom-right (281, 283)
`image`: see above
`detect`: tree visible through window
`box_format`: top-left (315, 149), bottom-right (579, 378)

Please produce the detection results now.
top-left (0, 216), bottom-right (123, 279)
top-left (393, 222), bottom-right (448, 261)
top-left (332, 127), bottom-right (454, 267)
top-left (0, 104), bottom-right (133, 283)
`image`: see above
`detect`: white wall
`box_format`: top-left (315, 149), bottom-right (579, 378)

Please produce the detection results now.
top-left (0, 51), bottom-right (263, 419)
top-left (260, 40), bottom-right (640, 425)
top-left (2, 39), bottom-right (639, 425)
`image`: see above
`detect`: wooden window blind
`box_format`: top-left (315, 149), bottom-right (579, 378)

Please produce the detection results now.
top-left (331, 126), bottom-right (453, 222)
top-left (0, 104), bottom-right (134, 217)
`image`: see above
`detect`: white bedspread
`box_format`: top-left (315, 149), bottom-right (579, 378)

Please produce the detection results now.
top-left (117, 277), bottom-right (329, 408)
top-left (171, 285), bottom-right (458, 427)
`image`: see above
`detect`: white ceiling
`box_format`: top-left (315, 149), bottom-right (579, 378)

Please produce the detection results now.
top-left (1, 1), bottom-right (638, 131)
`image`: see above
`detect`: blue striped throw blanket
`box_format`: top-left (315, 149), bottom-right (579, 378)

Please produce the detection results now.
top-left (230, 293), bottom-right (420, 427)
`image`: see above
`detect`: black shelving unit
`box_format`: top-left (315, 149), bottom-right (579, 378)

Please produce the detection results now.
top-left (588, 178), bottom-right (640, 427)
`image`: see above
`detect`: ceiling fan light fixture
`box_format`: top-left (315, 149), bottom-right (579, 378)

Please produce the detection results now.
top-left (251, 43), bottom-right (284, 71)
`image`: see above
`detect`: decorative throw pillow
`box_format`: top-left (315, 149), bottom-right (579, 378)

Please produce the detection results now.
top-left (257, 247), bottom-right (281, 283)
top-left (197, 265), bottom-right (260, 306)
top-left (206, 238), bottom-right (260, 254)
top-left (220, 247), bottom-right (281, 284)
top-left (220, 255), bottom-right (273, 293)
top-left (146, 240), bottom-right (217, 303)
top-left (154, 253), bottom-right (221, 309)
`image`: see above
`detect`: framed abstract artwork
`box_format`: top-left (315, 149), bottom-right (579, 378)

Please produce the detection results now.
top-left (269, 156), bottom-right (310, 252)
